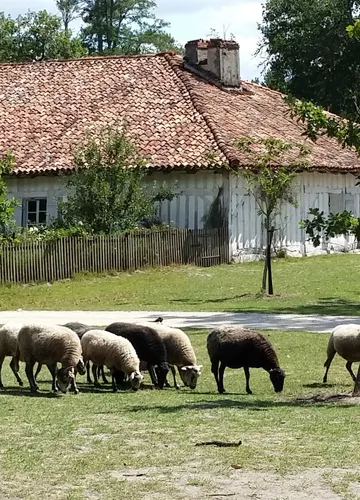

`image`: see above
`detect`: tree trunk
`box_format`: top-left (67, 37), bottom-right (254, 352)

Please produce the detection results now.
top-left (261, 259), bottom-right (267, 292)
top-left (267, 227), bottom-right (275, 295)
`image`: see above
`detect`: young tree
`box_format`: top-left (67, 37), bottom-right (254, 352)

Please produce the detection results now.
top-left (0, 153), bottom-right (18, 231)
top-left (59, 126), bottom-right (174, 234)
top-left (236, 137), bottom-right (310, 295)
top-left (258, 0), bottom-right (360, 118)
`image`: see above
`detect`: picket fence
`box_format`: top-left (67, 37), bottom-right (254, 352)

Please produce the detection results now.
top-left (0, 228), bottom-right (229, 283)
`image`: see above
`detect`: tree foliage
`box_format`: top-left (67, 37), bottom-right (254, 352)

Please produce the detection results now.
top-left (56, 0), bottom-right (81, 32)
top-left (300, 208), bottom-right (360, 248)
top-left (80, 0), bottom-right (183, 55)
top-left (237, 137), bottom-right (311, 294)
top-left (258, 0), bottom-right (360, 118)
top-left (0, 10), bottom-right (85, 62)
top-left (0, 153), bottom-right (18, 230)
top-left (59, 126), bottom-right (175, 234)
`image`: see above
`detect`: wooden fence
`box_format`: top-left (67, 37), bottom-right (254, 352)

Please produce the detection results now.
top-left (0, 228), bottom-right (229, 284)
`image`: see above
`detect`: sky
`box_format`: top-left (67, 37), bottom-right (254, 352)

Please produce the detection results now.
top-left (7, 0), bottom-right (265, 80)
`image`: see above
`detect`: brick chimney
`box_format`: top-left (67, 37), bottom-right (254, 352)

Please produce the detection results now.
top-left (184, 38), bottom-right (240, 88)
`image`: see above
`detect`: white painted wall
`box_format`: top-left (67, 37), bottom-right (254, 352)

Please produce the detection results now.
top-left (6, 170), bottom-right (360, 260)
top-left (229, 171), bottom-right (360, 260)
top-left (6, 170), bottom-right (225, 230)
top-left (146, 170), bottom-right (227, 229)
top-left (6, 176), bottom-right (66, 226)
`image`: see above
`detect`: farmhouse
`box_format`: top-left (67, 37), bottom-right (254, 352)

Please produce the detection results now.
top-left (1, 38), bottom-right (360, 259)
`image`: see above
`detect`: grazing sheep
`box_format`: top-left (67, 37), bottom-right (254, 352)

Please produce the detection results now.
top-left (81, 329), bottom-right (143, 391)
top-left (0, 323), bottom-right (24, 388)
top-left (323, 324), bottom-right (360, 383)
top-left (207, 326), bottom-right (285, 394)
top-left (105, 322), bottom-right (169, 389)
top-left (62, 322), bottom-right (109, 384)
top-left (136, 322), bottom-right (202, 389)
top-left (13, 323), bottom-right (85, 394)
top-left (34, 321), bottom-right (99, 384)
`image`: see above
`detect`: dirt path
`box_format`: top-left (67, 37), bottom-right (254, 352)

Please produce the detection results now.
top-left (110, 465), bottom-right (360, 499)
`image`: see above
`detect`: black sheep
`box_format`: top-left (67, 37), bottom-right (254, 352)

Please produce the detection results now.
top-left (105, 322), bottom-right (169, 389)
top-left (207, 326), bottom-right (285, 395)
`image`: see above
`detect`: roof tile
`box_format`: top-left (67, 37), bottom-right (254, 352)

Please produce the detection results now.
top-left (0, 53), bottom-right (359, 174)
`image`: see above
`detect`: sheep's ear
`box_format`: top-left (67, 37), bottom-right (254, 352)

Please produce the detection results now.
top-left (197, 365), bottom-right (203, 370)
top-left (181, 367), bottom-right (187, 371)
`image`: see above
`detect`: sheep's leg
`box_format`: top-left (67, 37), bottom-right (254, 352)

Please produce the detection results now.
top-left (111, 371), bottom-right (118, 393)
top-left (100, 365), bottom-right (109, 384)
top-left (244, 366), bottom-right (252, 395)
top-left (0, 355), bottom-right (5, 389)
top-left (147, 364), bottom-right (158, 387)
top-left (211, 360), bottom-right (222, 393)
top-left (70, 377), bottom-right (80, 395)
top-left (9, 357), bottom-right (23, 387)
top-left (218, 362), bottom-right (226, 394)
top-left (346, 361), bottom-right (356, 382)
top-left (34, 363), bottom-right (43, 381)
top-left (92, 363), bottom-right (101, 388)
top-left (171, 365), bottom-right (181, 389)
top-left (25, 360), bottom-right (38, 392)
top-left (86, 361), bottom-right (93, 384)
top-left (47, 363), bottom-right (58, 392)
top-left (323, 358), bottom-right (333, 383)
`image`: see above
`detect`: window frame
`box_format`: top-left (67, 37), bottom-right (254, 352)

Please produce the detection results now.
top-left (22, 198), bottom-right (48, 227)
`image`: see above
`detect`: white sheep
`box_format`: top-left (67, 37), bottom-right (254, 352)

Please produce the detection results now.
top-left (0, 323), bottom-right (24, 388)
top-left (81, 329), bottom-right (143, 392)
top-left (323, 324), bottom-right (360, 383)
top-left (135, 322), bottom-right (202, 389)
top-left (13, 323), bottom-right (85, 394)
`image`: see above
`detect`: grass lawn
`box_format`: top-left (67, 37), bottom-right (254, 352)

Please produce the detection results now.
top-left (1, 328), bottom-right (360, 499)
top-left (1, 253), bottom-right (360, 315)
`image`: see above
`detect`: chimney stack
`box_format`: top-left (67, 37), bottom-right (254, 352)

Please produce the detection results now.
top-left (184, 38), bottom-right (240, 88)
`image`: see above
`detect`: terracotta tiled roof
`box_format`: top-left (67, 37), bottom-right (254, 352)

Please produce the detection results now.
top-left (1, 52), bottom-right (359, 174)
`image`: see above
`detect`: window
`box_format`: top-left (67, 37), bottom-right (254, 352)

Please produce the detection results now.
top-left (329, 192), bottom-right (355, 214)
top-left (23, 198), bottom-right (47, 227)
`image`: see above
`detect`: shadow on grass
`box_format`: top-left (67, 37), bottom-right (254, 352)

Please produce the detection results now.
top-left (303, 383), bottom-right (340, 389)
top-left (128, 395), bottom-right (358, 413)
top-left (0, 389), bottom-right (60, 398)
top-left (171, 295), bottom-right (360, 316)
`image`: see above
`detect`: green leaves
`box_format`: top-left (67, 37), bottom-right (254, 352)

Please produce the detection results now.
top-left (0, 10), bottom-right (86, 62)
top-left (259, 0), bottom-right (360, 119)
top-left (300, 208), bottom-right (360, 247)
top-left (80, 0), bottom-right (182, 55)
top-left (237, 136), bottom-right (310, 223)
top-left (286, 95), bottom-right (360, 154)
top-left (0, 152), bottom-right (18, 232)
top-left (59, 126), bottom-right (175, 234)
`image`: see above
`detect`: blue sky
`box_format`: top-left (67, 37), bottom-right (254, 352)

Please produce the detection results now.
top-left (7, 0), bottom-right (264, 80)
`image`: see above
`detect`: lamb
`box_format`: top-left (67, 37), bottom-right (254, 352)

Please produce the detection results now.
top-left (207, 326), bottom-right (285, 394)
top-left (323, 324), bottom-right (360, 383)
top-left (0, 323), bottom-right (24, 388)
top-left (105, 322), bottom-right (169, 389)
top-left (80, 329), bottom-right (143, 391)
top-left (135, 322), bottom-right (202, 389)
top-left (13, 323), bottom-right (85, 394)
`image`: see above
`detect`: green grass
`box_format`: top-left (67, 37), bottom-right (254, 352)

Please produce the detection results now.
top-left (1, 253), bottom-right (360, 314)
top-left (0, 328), bottom-right (360, 499)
